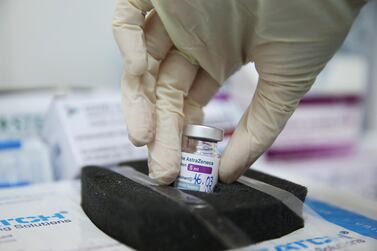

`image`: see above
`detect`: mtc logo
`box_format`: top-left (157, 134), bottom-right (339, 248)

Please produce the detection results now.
top-left (257, 231), bottom-right (354, 251)
top-left (0, 211), bottom-right (67, 226)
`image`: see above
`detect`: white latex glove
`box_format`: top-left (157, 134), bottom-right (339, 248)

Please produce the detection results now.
top-left (114, 0), bottom-right (366, 184)
top-left (113, 0), bottom-right (219, 184)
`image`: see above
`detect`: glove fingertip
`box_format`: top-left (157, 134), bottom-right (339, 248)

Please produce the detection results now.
top-left (149, 169), bottom-right (179, 185)
top-left (122, 95), bottom-right (156, 146)
top-left (147, 142), bottom-right (181, 185)
top-left (148, 159), bottom-right (180, 185)
top-left (219, 157), bottom-right (239, 184)
top-left (218, 128), bottom-right (253, 184)
top-left (128, 128), bottom-right (154, 146)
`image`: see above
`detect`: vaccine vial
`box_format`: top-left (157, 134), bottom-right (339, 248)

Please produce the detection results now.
top-left (174, 124), bottom-right (224, 193)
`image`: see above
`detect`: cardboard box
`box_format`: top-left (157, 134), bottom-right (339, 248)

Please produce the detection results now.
top-left (42, 93), bottom-right (147, 179)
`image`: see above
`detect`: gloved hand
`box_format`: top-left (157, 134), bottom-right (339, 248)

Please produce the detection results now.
top-left (113, 0), bottom-right (366, 184)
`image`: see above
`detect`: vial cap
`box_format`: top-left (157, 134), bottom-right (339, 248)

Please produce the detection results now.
top-left (183, 124), bottom-right (224, 142)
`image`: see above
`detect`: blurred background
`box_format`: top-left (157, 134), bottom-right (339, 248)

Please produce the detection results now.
top-left (0, 0), bottom-right (376, 200)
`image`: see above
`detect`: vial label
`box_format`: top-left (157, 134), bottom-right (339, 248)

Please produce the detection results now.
top-left (174, 152), bottom-right (219, 193)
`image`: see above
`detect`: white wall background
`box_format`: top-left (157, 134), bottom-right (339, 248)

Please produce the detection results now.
top-left (0, 0), bottom-right (122, 90)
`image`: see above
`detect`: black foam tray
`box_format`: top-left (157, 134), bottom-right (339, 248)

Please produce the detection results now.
top-left (81, 161), bottom-right (307, 251)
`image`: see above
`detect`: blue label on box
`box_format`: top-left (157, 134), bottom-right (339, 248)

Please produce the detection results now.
top-left (306, 198), bottom-right (377, 239)
top-left (0, 181), bottom-right (29, 188)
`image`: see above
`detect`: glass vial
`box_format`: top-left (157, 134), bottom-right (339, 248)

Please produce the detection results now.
top-left (174, 124), bottom-right (224, 193)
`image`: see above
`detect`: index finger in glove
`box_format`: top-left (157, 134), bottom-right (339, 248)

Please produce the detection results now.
top-left (148, 50), bottom-right (199, 184)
